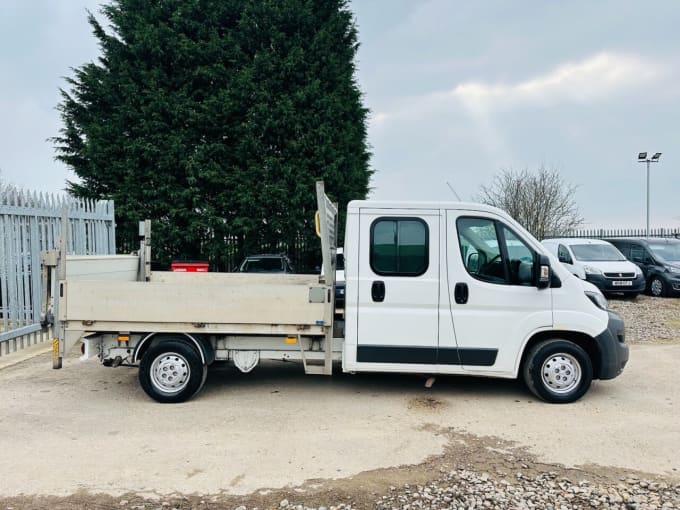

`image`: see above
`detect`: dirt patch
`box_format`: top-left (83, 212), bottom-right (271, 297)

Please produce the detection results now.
top-left (407, 396), bottom-right (445, 411)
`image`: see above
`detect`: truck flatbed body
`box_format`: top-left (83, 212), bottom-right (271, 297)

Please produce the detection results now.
top-left (60, 271), bottom-right (330, 336)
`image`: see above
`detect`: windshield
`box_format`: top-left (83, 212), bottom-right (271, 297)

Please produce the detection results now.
top-left (647, 242), bottom-right (680, 262)
top-left (239, 257), bottom-right (283, 273)
top-left (571, 244), bottom-right (626, 262)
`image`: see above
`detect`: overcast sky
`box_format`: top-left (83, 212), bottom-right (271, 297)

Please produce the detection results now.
top-left (1, 1), bottom-right (678, 228)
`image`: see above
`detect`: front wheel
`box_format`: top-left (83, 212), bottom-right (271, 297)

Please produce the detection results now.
top-left (523, 340), bottom-right (593, 403)
top-left (649, 277), bottom-right (666, 297)
top-left (139, 340), bottom-right (206, 403)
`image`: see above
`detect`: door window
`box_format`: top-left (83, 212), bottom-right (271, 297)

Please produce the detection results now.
top-left (630, 245), bottom-right (645, 262)
top-left (615, 244), bottom-right (630, 258)
top-left (457, 217), bottom-right (535, 285)
top-left (557, 244), bottom-right (573, 264)
top-left (370, 218), bottom-right (428, 276)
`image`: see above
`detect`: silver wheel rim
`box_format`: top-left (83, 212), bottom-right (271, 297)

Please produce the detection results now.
top-left (651, 279), bottom-right (663, 296)
top-left (150, 352), bottom-right (190, 395)
top-left (540, 353), bottom-right (581, 395)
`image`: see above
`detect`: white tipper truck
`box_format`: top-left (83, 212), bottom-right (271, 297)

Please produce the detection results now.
top-left (42, 182), bottom-right (628, 404)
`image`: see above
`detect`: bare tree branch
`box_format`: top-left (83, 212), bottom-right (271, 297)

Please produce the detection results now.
top-left (476, 165), bottom-right (583, 239)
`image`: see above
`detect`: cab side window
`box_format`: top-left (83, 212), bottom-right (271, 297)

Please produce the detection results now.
top-left (457, 217), bottom-right (535, 286)
top-left (630, 246), bottom-right (646, 263)
top-left (557, 244), bottom-right (573, 264)
top-left (502, 227), bottom-right (536, 285)
top-left (616, 244), bottom-right (630, 258)
top-left (370, 218), bottom-right (428, 276)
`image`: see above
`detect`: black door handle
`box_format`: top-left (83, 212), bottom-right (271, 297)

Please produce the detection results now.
top-left (371, 281), bottom-right (385, 302)
top-left (454, 282), bottom-right (468, 304)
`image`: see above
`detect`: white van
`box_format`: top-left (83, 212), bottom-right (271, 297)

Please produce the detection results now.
top-left (541, 238), bottom-right (645, 296)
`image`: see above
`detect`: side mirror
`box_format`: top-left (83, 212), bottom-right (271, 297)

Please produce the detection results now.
top-left (516, 261), bottom-right (533, 285)
top-left (467, 252), bottom-right (480, 273)
top-left (534, 254), bottom-right (551, 289)
top-left (558, 253), bottom-right (572, 264)
top-left (632, 256), bottom-right (643, 264)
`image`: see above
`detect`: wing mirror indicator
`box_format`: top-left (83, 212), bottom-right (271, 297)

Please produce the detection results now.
top-left (535, 254), bottom-right (551, 289)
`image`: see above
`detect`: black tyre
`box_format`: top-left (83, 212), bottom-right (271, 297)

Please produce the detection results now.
top-left (139, 340), bottom-right (206, 403)
top-left (649, 277), bottom-right (666, 297)
top-left (523, 339), bottom-right (593, 403)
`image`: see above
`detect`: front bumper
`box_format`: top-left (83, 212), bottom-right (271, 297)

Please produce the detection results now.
top-left (585, 273), bottom-right (646, 294)
top-left (595, 310), bottom-right (629, 380)
top-left (662, 273), bottom-right (680, 295)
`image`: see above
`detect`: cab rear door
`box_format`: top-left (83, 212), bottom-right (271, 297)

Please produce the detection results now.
top-left (354, 209), bottom-right (440, 366)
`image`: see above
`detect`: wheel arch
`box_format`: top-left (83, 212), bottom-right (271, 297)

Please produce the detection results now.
top-left (133, 332), bottom-right (214, 365)
top-left (518, 330), bottom-right (603, 380)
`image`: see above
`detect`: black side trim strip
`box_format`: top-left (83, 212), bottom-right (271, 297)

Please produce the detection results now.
top-left (357, 346), bottom-right (436, 364)
top-left (357, 346), bottom-right (498, 366)
top-left (457, 348), bottom-right (497, 366)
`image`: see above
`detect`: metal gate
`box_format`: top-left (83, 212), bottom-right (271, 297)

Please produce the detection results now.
top-left (0, 189), bottom-right (115, 355)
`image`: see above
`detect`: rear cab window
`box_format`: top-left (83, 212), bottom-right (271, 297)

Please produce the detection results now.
top-left (370, 218), bottom-right (428, 276)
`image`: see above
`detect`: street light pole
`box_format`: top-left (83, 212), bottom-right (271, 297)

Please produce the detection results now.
top-left (637, 152), bottom-right (662, 238)
top-left (646, 158), bottom-right (650, 238)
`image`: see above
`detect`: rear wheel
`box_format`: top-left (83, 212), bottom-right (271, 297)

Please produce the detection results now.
top-left (649, 277), bottom-right (666, 297)
top-left (139, 340), bottom-right (205, 403)
top-left (523, 339), bottom-right (593, 403)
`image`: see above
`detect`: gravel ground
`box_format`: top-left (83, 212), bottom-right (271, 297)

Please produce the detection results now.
top-left (373, 471), bottom-right (680, 510)
top-left (608, 295), bottom-right (680, 344)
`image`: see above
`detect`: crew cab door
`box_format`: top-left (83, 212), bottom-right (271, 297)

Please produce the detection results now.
top-left (355, 209), bottom-right (440, 364)
top-left (445, 212), bottom-right (553, 375)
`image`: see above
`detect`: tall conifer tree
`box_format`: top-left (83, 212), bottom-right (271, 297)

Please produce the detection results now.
top-left (54, 0), bottom-right (371, 269)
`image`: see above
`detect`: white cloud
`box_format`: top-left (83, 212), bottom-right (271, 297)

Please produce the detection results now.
top-left (454, 52), bottom-right (663, 109)
top-left (371, 52), bottom-right (667, 129)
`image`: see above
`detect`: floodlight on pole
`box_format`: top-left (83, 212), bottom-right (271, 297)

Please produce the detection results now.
top-left (637, 152), bottom-right (662, 238)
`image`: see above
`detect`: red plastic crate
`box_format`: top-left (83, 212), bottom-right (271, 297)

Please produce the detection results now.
top-left (170, 261), bottom-right (209, 272)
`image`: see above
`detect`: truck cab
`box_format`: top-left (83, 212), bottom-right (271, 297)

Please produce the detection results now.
top-left (342, 201), bottom-right (628, 403)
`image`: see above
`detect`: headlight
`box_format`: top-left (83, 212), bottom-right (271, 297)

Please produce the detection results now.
top-left (585, 291), bottom-right (608, 310)
top-left (583, 265), bottom-right (603, 275)
top-left (665, 265), bottom-right (680, 274)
